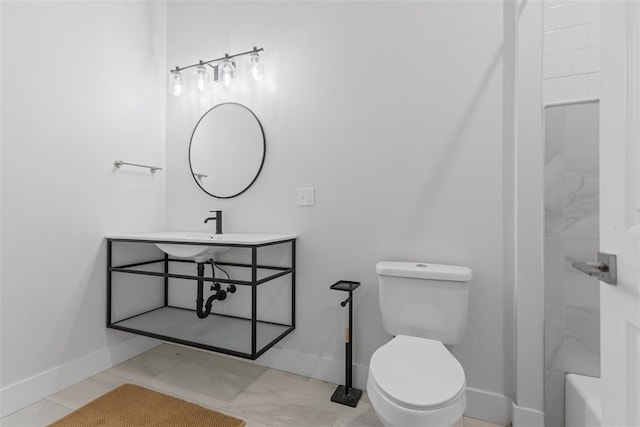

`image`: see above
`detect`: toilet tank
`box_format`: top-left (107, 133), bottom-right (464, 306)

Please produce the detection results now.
top-left (376, 261), bottom-right (472, 345)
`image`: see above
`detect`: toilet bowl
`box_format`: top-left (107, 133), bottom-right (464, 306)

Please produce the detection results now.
top-left (368, 261), bottom-right (472, 427)
top-left (367, 335), bottom-right (466, 427)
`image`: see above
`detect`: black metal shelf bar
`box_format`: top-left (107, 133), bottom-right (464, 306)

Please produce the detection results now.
top-left (255, 269), bottom-right (294, 285)
top-left (110, 305), bottom-right (292, 330)
top-left (114, 259), bottom-right (165, 269)
top-left (109, 267), bottom-right (254, 285)
top-left (291, 240), bottom-right (296, 328)
top-left (167, 258), bottom-right (290, 272)
top-left (167, 305), bottom-right (291, 327)
top-left (251, 238), bottom-right (297, 248)
top-left (110, 266), bottom-right (292, 286)
top-left (108, 324), bottom-right (254, 359)
top-left (112, 305), bottom-right (167, 324)
top-left (251, 247), bottom-right (258, 358)
top-left (111, 306), bottom-right (292, 329)
top-left (212, 261), bottom-right (291, 271)
top-left (135, 269), bottom-right (250, 285)
top-left (107, 240), bottom-right (112, 326)
top-left (164, 254), bottom-right (169, 306)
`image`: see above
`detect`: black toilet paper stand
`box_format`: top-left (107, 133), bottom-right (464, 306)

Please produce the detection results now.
top-left (329, 280), bottom-right (363, 407)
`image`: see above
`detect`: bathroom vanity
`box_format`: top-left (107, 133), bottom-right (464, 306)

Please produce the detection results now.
top-left (105, 232), bottom-right (297, 359)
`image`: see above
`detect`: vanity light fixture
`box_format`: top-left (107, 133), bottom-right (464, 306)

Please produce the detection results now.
top-left (219, 55), bottom-right (236, 87)
top-left (193, 61), bottom-right (210, 92)
top-left (169, 46), bottom-right (264, 96)
top-left (169, 70), bottom-right (185, 96)
top-left (248, 50), bottom-right (264, 81)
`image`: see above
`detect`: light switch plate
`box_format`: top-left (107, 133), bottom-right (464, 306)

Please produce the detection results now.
top-left (297, 187), bottom-right (315, 206)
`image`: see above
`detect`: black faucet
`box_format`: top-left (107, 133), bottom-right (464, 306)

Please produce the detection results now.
top-left (204, 210), bottom-right (223, 235)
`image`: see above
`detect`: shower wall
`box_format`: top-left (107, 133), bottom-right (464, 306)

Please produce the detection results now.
top-left (543, 101), bottom-right (600, 426)
top-left (542, 1), bottom-right (600, 104)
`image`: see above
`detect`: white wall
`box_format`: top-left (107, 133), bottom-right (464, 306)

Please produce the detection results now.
top-left (0, 1), bottom-right (167, 416)
top-left (0, 2), bottom-right (4, 407)
top-left (165, 2), bottom-right (511, 423)
top-left (515, 1), bottom-right (546, 425)
top-left (543, 0), bottom-right (600, 104)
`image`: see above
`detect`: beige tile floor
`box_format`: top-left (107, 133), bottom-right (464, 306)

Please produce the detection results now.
top-left (0, 344), bottom-right (505, 427)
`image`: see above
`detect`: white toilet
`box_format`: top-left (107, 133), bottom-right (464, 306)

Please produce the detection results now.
top-left (367, 261), bottom-right (472, 427)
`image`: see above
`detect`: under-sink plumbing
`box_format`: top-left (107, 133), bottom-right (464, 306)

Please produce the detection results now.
top-left (195, 259), bottom-right (236, 319)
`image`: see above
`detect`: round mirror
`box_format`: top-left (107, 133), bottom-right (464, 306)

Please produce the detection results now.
top-left (189, 103), bottom-right (266, 199)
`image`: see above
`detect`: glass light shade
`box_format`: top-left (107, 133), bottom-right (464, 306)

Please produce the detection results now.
top-left (193, 64), bottom-right (209, 91)
top-left (219, 59), bottom-right (236, 87)
top-left (248, 52), bottom-right (264, 81)
top-left (169, 71), bottom-right (185, 96)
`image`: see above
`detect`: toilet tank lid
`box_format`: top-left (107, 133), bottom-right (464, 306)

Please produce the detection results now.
top-left (376, 261), bottom-right (472, 282)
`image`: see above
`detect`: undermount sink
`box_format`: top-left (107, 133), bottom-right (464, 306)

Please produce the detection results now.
top-left (106, 231), bottom-right (298, 262)
top-left (153, 232), bottom-right (230, 261)
top-left (156, 242), bottom-right (228, 260)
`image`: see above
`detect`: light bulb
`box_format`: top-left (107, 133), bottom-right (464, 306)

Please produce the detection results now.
top-left (248, 52), bottom-right (264, 81)
top-left (169, 70), bottom-right (185, 96)
top-left (219, 59), bottom-right (235, 87)
top-left (193, 64), bottom-right (209, 91)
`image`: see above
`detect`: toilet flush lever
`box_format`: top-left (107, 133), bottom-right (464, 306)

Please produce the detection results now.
top-left (571, 252), bottom-right (617, 285)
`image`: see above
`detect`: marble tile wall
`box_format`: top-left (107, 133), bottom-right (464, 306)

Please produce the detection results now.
top-left (543, 101), bottom-right (600, 427)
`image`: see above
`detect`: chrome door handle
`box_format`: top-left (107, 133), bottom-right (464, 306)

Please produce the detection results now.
top-left (571, 252), bottom-right (617, 285)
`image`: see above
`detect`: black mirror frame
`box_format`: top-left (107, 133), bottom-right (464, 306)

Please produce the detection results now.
top-left (188, 102), bottom-right (266, 199)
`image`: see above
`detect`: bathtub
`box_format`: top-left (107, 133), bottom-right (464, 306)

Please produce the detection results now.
top-left (565, 373), bottom-right (602, 427)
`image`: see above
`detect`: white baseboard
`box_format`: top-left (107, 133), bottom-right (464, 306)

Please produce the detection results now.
top-left (512, 403), bottom-right (545, 427)
top-left (464, 387), bottom-right (513, 426)
top-left (0, 336), bottom-right (159, 418)
top-left (251, 346), bottom-right (370, 390)
top-left (251, 346), bottom-right (512, 426)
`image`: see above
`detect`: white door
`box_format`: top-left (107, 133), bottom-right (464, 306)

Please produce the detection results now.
top-left (600, 2), bottom-right (640, 426)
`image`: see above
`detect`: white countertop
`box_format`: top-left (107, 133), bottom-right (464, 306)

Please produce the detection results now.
top-left (106, 231), bottom-right (298, 245)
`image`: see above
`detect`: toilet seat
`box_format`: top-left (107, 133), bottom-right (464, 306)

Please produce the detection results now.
top-left (369, 335), bottom-right (466, 411)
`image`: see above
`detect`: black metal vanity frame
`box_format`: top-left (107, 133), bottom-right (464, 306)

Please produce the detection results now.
top-left (106, 238), bottom-right (296, 360)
